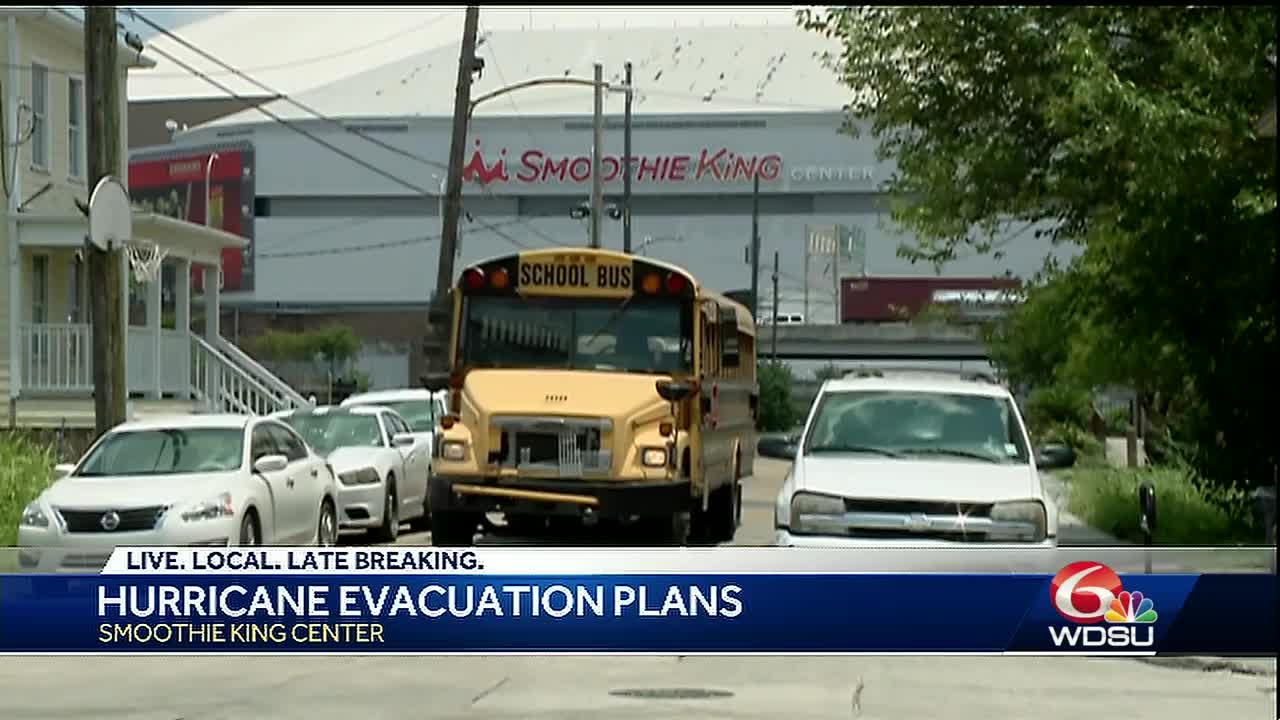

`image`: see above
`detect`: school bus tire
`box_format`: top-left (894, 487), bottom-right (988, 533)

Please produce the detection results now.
top-left (430, 511), bottom-right (480, 547)
top-left (706, 462), bottom-right (741, 544)
top-left (642, 511), bottom-right (691, 546)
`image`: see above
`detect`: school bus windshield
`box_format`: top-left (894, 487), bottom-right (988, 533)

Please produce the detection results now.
top-left (460, 295), bottom-right (693, 374)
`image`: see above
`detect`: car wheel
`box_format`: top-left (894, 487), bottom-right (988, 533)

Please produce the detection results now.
top-left (371, 479), bottom-right (399, 543)
top-left (316, 500), bottom-right (338, 547)
top-left (409, 484), bottom-right (432, 532)
top-left (239, 511), bottom-right (261, 546)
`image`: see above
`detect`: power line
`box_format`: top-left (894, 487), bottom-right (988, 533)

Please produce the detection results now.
top-left (130, 10), bottom-right (564, 248)
top-left (136, 11), bottom-right (453, 79)
top-left (256, 218), bottom-right (531, 260)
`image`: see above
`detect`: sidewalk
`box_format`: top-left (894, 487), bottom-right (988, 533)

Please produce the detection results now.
top-left (1040, 470), bottom-right (1120, 545)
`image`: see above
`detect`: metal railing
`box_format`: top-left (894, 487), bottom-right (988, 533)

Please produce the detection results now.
top-left (190, 335), bottom-right (307, 416)
top-left (212, 336), bottom-right (310, 409)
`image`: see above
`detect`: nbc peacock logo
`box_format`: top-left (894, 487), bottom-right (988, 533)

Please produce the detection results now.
top-left (1047, 562), bottom-right (1158, 649)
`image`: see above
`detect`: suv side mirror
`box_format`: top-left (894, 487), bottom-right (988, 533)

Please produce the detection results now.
top-left (757, 435), bottom-right (798, 460)
top-left (1035, 443), bottom-right (1076, 470)
top-left (253, 454), bottom-right (289, 474)
top-left (52, 463), bottom-right (76, 480)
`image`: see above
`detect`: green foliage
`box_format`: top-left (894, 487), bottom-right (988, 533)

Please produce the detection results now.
top-left (0, 433), bottom-right (56, 547)
top-left (801, 6), bottom-right (1278, 491)
top-left (253, 326), bottom-right (363, 376)
top-left (757, 363), bottom-right (799, 432)
top-left (1066, 465), bottom-right (1255, 545)
top-left (812, 363), bottom-right (843, 382)
top-left (1103, 407), bottom-right (1131, 436)
top-left (1038, 422), bottom-right (1105, 466)
top-left (1024, 384), bottom-right (1091, 433)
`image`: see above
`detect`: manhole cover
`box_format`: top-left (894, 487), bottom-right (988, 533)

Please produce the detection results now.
top-left (610, 688), bottom-right (734, 700)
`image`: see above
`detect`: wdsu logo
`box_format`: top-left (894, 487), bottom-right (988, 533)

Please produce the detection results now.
top-left (1047, 561), bottom-right (1158, 648)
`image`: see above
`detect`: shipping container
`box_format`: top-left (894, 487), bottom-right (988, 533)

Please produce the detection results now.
top-left (841, 276), bottom-right (1021, 323)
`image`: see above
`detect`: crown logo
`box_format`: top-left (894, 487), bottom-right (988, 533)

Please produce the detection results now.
top-left (462, 139), bottom-right (509, 186)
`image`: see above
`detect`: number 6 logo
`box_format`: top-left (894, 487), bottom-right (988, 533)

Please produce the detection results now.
top-left (1050, 561), bottom-right (1124, 624)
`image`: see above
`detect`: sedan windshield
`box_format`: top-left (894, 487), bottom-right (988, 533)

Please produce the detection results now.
top-left (281, 413), bottom-right (384, 455)
top-left (76, 428), bottom-right (244, 477)
top-left (805, 390), bottom-right (1030, 464)
top-left (355, 400), bottom-right (434, 433)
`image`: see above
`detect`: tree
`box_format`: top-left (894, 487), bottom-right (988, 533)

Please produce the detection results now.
top-left (801, 6), bottom-right (1277, 489)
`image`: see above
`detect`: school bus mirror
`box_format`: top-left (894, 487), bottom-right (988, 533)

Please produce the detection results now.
top-left (655, 380), bottom-right (695, 404)
top-left (421, 372), bottom-right (452, 392)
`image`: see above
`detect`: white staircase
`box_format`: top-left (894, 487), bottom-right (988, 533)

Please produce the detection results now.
top-left (190, 335), bottom-right (311, 415)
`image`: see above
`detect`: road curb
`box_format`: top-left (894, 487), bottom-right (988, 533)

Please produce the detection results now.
top-left (1135, 656), bottom-right (1277, 677)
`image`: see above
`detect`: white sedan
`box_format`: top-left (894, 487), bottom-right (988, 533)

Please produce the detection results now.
top-left (17, 414), bottom-right (339, 572)
top-left (274, 405), bottom-right (431, 542)
top-left (340, 388), bottom-right (447, 451)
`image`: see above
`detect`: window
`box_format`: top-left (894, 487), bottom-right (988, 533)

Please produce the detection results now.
top-left (68, 76), bottom-right (84, 178)
top-left (250, 426), bottom-right (279, 462)
top-left (67, 254), bottom-right (84, 323)
top-left (30, 63), bottom-right (48, 169)
top-left (720, 313), bottom-right (740, 369)
top-left (31, 254), bottom-right (49, 324)
top-left (266, 423), bottom-right (309, 462)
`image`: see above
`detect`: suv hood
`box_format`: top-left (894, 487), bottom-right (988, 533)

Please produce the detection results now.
top-left (795, 456), bottom-right (1042, 504)
top-left (40, 473), bottom-right (238, 510)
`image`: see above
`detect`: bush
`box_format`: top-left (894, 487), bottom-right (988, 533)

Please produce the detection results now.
top-left (1103, 406), bottom-right (1131, 435)
top-left (0, 433), bottom-right (57, 547)
top-left (1024, 384), bottom-right (1091, 433)
top-left (757, 363), bottom-right (799, 432)
top-left (1065, 464), bottom-right (1255, 545)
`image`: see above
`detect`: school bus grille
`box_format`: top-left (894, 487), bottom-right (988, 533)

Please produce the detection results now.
top-left (490, 415), bottom-right (613, 477)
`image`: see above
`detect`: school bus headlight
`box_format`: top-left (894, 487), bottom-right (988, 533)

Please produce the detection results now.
top-left (441, 441), bottom-right (467, 461)
top-left (640, 447), bottom-right (668, 468)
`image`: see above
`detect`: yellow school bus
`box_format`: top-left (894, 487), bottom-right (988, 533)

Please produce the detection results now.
top-left (423, 247), bottom-right (757, 545)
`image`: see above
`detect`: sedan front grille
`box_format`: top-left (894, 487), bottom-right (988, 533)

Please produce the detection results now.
top-left (56, 506), bottom-right (166, 533)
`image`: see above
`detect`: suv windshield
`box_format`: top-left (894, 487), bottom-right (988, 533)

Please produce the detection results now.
top-left (281, 412), bottom-right (384, 455)
top-left (804, 390), bottom-right (1031, 464)
top-left (76, 428), bottom-right (244, 477)
top-left (460, 296), bottom-right (693, 374)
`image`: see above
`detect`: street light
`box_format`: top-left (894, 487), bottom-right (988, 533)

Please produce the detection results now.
top-left (635, 235), bottom-right (683, 256)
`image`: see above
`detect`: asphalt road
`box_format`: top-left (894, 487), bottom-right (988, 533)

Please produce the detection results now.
top-left (2, 457), bottom-right (1274, 718)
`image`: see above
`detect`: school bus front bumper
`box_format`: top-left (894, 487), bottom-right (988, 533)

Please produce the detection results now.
top-left (431, 475), bottom-right (692, 518)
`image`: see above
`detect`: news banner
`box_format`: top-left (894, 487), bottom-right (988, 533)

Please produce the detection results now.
top-left (0, 547), bottom-right (1273, 655)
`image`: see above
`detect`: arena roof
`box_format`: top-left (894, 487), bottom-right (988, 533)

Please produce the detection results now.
top-left (188, 21), bottom-right (849, 129)
top-left (129, 6), bottom-right (818, 104)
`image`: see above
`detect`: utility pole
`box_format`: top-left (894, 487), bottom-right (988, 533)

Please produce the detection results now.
top-left (770, 251), bottom-right (779, 362)
top-left (750, 174), bottom-right (760, 320)
top-left (622, 60), bottom-right (633, 254)
top-left (85, 6), bottom-right (126, 436)
top-left (429, 5), bottom-right (480, 368)
top-left (590, 62), bottom-right (604, 249)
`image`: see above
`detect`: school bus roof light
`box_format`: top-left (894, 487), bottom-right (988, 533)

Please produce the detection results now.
top-left (665, 272), bottom-right (687, 295)
top-left (641, 272), bottom-right (661, 294)
top-left (489, 267), bottom-right (510, 289)
top-left (462, 268), bottom-right (485, 290)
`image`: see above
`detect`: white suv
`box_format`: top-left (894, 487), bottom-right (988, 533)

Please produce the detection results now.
top-left (769, 368), bottom-right (1069, 548)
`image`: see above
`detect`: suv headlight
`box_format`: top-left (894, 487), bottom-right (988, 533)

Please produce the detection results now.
top-left (640, 446), bottom-right (667, 468)
top-left (988, 500), bottom-right (1048, 542)
top-left (338, 468), bottom-right (381, 485)
top-left (20, 501), bottom-right (49, 528)
top-left (789, 492), bottom-right (847, 534)
top-left (181, 493), bottom-right (235, 523)
top-left (440, 440), bottom-right (467, 462)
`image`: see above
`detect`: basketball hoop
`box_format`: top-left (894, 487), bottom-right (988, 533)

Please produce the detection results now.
top-left (125, 239), bottom-right (167, 284)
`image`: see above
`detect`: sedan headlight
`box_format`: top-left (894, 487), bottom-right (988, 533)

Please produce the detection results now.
top-left (20, 501), bottom-right (49, 528)
top-left (988, 500), bottom-right (1048, 542)
top-left (640, 446), bottom-right (667, 468)
top-left (440, 440), bottom-right (467, 462)
top-left (338, 467), bottom-right (381, 485)
top-left (789, 492), bottom-right (847, 535)
top-left (181, 493), bottom-right (235, 523)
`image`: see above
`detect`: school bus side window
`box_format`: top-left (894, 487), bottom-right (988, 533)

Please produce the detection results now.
top-left (721, 314), bottom-right (740, 372)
